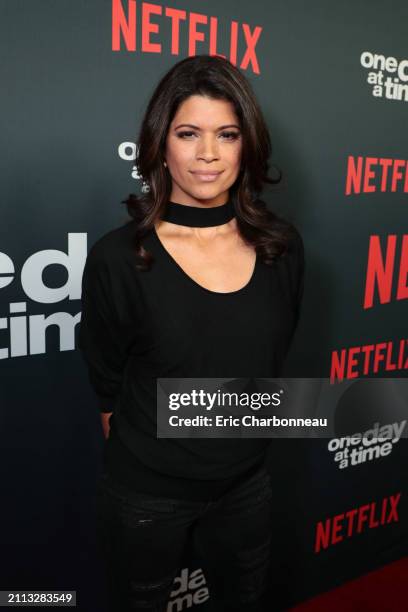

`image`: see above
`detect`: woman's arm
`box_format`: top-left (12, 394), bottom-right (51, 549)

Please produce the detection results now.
top-left (78, 244), bottom-right (128, 423)
top-left (101, 412), bottom-right (113, 440)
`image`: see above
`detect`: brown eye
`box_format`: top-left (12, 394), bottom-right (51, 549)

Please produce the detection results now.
top-left (219, 132), bottom-right (240, 140)
top-left (176, 131), bottom-right (196, 139)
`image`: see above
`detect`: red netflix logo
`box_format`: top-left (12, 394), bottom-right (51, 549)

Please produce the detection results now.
top-left (330, 338), bottom-right (408, 382)
top-left (315, 493), bottom-right (401, 553)
top-left (112, 0), bottom-right (263, 74)
top-left (346, 155), bottom-right (408, 194)
top-left (364, 235), bottom-right (408, 309)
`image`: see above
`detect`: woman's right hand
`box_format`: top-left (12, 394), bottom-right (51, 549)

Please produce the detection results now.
top-left (101, 412), bottom-right (112, 440)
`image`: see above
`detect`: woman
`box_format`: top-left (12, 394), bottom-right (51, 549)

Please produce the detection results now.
top-left (79, 54), bottom-right (304, 612)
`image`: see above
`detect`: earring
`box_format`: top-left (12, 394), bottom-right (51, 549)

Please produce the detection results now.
top-left (163, 161), bottom-right (167, 168)
top-left (141, 180), bottom-right (150, 194)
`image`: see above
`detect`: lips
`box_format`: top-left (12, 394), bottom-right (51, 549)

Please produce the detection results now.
top-left (191, 171), bottom-right (223, 176)
top-left (190, 170), bottom-right (223, 182)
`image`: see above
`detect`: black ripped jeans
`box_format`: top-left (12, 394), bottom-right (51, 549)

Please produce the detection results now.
top-left (95, 465), bottom-right (274, 612)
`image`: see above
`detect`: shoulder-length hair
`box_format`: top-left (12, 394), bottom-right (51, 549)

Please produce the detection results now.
top-left (122, 54), bottom-right (295, 270)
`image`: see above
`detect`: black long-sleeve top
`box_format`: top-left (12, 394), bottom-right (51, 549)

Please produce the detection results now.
top-left (78, 218), bottom-right (304, 501)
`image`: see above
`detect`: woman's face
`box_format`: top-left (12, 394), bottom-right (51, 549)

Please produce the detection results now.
top-left (164, 95), bottom-right (242, 206)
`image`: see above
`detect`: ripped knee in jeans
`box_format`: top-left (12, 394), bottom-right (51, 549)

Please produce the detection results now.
top-left (228, 537), bottom-right (272, 605)
top-left (128, 570), bottom-right (177, 611)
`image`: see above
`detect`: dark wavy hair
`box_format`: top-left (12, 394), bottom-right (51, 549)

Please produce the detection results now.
top-left (122, 54), bottom-right (295, 270)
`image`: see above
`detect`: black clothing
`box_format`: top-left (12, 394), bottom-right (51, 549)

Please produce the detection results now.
top-left (96, 463), bottom-right (273, 612)
top-left (79, 203), bottom-right (304, 501)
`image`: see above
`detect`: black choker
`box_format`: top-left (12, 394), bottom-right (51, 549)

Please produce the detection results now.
top-left (161, 200), bottom-right (235, 227)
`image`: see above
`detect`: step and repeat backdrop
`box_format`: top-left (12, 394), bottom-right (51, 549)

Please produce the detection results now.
top-left (1, 1), bottom-right (407, 610)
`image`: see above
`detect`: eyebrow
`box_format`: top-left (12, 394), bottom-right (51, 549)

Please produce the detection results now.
top-left (173, 123), bottom-right (241, 130)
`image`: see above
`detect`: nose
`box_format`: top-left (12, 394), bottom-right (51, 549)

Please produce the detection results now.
top-left (196, 134), bottom-right (219, 162)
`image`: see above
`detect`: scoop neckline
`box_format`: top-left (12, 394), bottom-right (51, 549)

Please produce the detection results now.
top-left (152, 226), bottom-right (259, 296)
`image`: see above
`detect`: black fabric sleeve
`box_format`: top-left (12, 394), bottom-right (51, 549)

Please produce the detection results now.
top-left (78, 248), bottom-right (128, 413)
top-left (289, 227), bottom-right (305, 331)
top-left (275, 226), bottom-right (305, 375)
